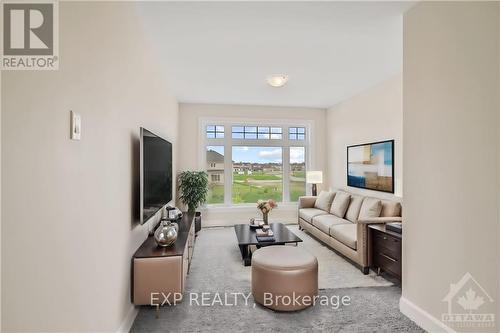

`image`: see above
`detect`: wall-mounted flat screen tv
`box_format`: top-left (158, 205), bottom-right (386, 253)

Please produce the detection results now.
top-left (347, 139), bottom-right (394, 193)
top-left (140, 127), bottom-right (172, 224)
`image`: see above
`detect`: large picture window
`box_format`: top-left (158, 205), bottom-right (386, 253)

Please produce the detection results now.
top-left (203, 121), bottom-right (310, 205)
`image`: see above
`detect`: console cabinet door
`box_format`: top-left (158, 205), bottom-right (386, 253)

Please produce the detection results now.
top-left (133, 256), bottom-right (182, 305)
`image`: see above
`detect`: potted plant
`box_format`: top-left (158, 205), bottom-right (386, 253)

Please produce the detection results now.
top-left (178, 171), bottom-right (208, 233)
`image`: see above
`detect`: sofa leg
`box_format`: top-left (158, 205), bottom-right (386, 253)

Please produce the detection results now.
top-left (362, 266), bottom-right (369, 275)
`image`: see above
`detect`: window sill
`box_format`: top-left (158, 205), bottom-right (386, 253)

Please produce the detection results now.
top-left (201, 203), bottom-right (298, 211)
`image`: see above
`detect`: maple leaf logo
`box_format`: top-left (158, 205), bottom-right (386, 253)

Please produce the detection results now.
top-left (457, 288), bottom-right (485, 312)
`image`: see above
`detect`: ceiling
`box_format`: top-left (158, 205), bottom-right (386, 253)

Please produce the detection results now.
top-left (138, 2), bottom-right (414, 108)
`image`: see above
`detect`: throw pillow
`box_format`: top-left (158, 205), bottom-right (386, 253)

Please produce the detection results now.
top-left (345, 194), bottom-right (364, 223)
top-left (359, 197), bottom-right (382, 218)
top-left (380, 200), bottom-right (402, 217)
top-left (330, 191), bottom-right (351, 218)
top-left (314, 191), bottom-right (335, 212)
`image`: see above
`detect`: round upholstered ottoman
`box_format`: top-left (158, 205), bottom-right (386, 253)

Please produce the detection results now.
top-left (251, 246), bottom-right (318, 311)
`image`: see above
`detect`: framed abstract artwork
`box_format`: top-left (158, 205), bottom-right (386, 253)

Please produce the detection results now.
top-left (347, 140), bottom-right (394, 193)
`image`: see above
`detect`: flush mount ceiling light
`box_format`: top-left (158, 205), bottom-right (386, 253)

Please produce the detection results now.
top-left (267, 74), bottom-right (289, 88)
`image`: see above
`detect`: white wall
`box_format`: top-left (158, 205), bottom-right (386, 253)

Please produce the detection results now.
top-left (326, 74), bottom-right (403, 199)
top-left (1, 3), bottom-right (178, 332)
top-left (177, 103), bottom-right (327, 226)
top-left (0, 69), bottom-right (2, 331)
top-left (402, 2), bottom-right (499, 331)
top-left (498, 6), bottom-right (500, 310)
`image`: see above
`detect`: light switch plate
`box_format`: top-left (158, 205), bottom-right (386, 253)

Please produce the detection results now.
top-left (70, 110), bottom-right (81, 140)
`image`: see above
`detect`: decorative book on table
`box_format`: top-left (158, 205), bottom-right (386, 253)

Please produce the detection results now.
top-left (386, 222), bottom-right (402, 234)
top-left (256, 235), bottom-right (275, 242)
top-left (256, 229), bottom-right (274, 242)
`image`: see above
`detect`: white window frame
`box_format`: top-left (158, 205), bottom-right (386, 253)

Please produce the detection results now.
top-left (199, 117), bottom-right (314, 208)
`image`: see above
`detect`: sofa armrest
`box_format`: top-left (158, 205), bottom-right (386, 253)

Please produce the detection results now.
top-left (357, 216), bottom-right (402, 224)
top-left (356, 223), bottom-right (366, 266)
top-left (298, 196), bottom-right (317, 209)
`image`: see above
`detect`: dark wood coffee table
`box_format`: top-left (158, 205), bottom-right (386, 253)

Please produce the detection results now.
top-left (234, 223), bottom-right (303, 266)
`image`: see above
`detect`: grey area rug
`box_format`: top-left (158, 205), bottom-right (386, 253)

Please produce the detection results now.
top-left (187, 225), bottom-right (392, 292)
top-left (131, 225), bottom-right (423, 332)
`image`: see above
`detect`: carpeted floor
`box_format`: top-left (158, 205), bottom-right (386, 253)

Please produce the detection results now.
top-left (130, 225), bottom-right (423, 332)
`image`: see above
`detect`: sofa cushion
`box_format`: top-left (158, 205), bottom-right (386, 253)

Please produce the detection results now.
top-left (329, 224), bottom-right (357, 250)
top-left (359, 197), bottom-right (382, 219)
top-left (312, 215), bottom-right (350, 234)
top-left (299, 208), bottom-right (329, 224)
top-left (314, 191), bottom-right (335, 212)
top-left (345, 194), bottom-right (364, 223)
top-left (380, 200), bottom-right (402, 217)
top-left (330, 192), bottom-right (351, 218)
top-left (298, 196), bottom-right (317, 209)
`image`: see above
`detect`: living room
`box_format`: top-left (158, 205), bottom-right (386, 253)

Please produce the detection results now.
top-left (1, 1), bottom-right (499, 333)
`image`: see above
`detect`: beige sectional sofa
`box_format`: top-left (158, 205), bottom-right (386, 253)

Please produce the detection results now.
top-left (298, 190), bottom-right (402, 274)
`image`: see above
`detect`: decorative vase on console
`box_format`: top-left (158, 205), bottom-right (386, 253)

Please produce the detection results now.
top-left (154, 219), bottom-right (179, 247)
top-left (257, 199), bottom-right (277, 225)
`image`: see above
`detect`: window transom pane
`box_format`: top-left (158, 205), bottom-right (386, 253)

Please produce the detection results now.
top-left (232, 126), bottom-right (283, 140)
top-left (289, 127), bottom-right (306, 140)
top-left (206, 125), bottom-right (224, 139)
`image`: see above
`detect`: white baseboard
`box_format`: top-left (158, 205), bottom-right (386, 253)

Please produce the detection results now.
top-left (117, 305), bottom-right (138, 333)
top-left (399, 296), bottom-right (455, 333)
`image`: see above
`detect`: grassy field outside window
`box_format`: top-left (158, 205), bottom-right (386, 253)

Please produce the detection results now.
top-left (232, 147), bottom-right (282, 203)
